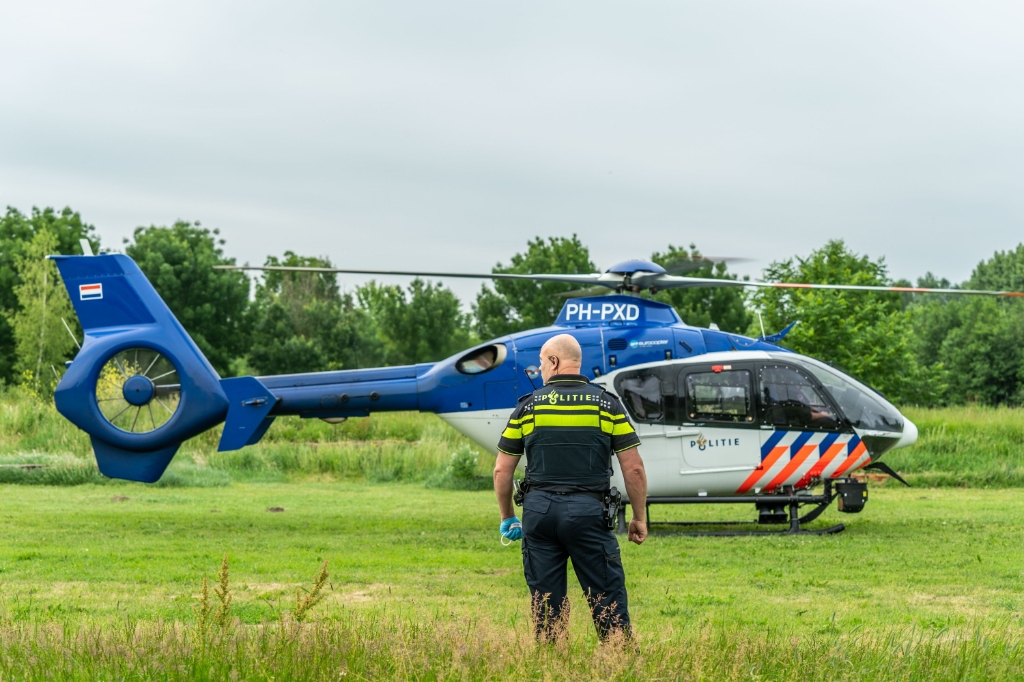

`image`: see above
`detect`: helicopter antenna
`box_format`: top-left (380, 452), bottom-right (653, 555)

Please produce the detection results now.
top-left (62, 317), bottom-right (81, 350)
top-left (757, 310), bottom-right (766, 339)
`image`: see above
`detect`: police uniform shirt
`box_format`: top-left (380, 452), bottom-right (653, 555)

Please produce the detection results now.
top-left (497, 374), bottom-right (641, 489)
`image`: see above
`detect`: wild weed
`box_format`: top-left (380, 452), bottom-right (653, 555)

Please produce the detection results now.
top-left (214, 554), bottom-right (232, 628)
top-left (193, 577), bottom-right (212, 640)
top-left (292, 560), bottom-right (329, 622)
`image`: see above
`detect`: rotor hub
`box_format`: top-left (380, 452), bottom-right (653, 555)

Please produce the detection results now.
top-left (122, 375), bottom-right (155, 406)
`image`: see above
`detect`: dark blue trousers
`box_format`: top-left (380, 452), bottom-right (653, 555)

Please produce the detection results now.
top-left (521, 490), bottom-right (631, 638)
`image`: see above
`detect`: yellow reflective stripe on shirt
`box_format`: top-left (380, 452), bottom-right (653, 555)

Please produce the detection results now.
top-left (611, 422), bottom-right (635, 436)
top-left (533, 414), bottom-right (601, 428)
top-left (501, 426), bottom-right (522, 439)
top-left (522, 422), bottom-right (535, 435)
top-left (599, 411), bottom-right (628, 421)
top-left (507, 414), bottom-right (535, 425)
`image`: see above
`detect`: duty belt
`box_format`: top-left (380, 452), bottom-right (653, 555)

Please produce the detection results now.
top-left (518, 480), bottom-right (608, 503)
top-left (534, 489), bottom-right (606, 502)
top-left (513, 480), bottom-right (623, 531)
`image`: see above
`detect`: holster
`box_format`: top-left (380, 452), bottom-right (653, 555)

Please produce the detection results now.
top-left (513, 479), bottom-right (529, 507)
top-left (602, 487), bottom-right (622, 530)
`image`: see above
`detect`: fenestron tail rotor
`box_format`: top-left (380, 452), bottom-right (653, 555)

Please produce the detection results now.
top-left (96, 349), bottom-right (181, 434)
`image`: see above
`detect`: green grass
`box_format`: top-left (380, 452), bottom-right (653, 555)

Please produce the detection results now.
top-left (0, 386), bottom-right (489, 486)
top-left (890, 406), bottom-right (1024, 487)
top-left (0, 483), bottom-right (1023, 679)
top-left (5, 385), bottom-right (1024, 678)
top-left (5, 388), bottom-right (1024, 489)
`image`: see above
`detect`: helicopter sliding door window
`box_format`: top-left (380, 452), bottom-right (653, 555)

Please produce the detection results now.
top-left (759, 365), bottom-right (840, 431)
top-left (684, 371), bottom-right (755, 424)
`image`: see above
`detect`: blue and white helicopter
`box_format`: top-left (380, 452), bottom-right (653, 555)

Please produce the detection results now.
top-left (50, 252), bottom-right (1022, 535)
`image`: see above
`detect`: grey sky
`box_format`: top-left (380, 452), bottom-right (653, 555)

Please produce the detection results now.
top-left (2, 1), bottom-right (1022, 304)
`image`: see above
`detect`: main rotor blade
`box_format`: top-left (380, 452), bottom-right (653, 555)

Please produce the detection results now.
top-left (651, 275), bottom-right (1024, 296)
top-left (660, 256), bottom-right (750, 275)
top-left (556, 285), bottom-right (614, 298)
top-left (216, 265), bottom-right (606, 286)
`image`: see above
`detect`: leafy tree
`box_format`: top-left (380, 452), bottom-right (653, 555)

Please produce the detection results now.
top-left (909, 246), bottom-right (1024, 405)
top-left (125, 222), bottom-right (250, 376)
top-left (649, 244), bottom-right (751, 332)
top-left (928, 299), bottom-right (1024, 405)
top-left (473, 236), bottom-right (596, 340)
top-left (247, 252), bottom-right (382, 374)
top-left (0, 207), bottom-right (99, 383)
top-left (750, 240), bottom-right (945, 405)
top-left (971, 244), bottom-right (1024, 292)
top-left (360, 279), bottom-right (474, 365)
top-left (11, 230), bottom-right (77, 397)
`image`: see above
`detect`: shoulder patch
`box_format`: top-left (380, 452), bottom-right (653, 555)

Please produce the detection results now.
top-left (516, 393), bottom-right (533, 404)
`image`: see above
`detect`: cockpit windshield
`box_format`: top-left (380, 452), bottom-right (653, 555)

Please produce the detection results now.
top-left (772, 353), bottom-right (904, 433)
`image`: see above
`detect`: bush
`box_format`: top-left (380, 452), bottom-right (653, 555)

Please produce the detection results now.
top-left (425, 445), bottom-right (493, 491)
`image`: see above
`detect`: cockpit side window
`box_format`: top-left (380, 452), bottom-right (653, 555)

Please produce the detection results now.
top-left (774, 354), bottom-right (904, 433)
top-left (615, 371), bottom-right (664, 423)
top-left (759, 364), bottom-right (840, 431)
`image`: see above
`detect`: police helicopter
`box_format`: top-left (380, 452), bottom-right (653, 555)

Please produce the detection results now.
top-left (49, 249), bottom-right (1023, 535)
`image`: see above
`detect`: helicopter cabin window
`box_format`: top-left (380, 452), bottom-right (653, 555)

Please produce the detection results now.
top-left (759, 365), bottom-right (839, 431)
top-left (684, 370), bottom-right (754, 423)
top-left (616, 372), bottom-right (664, 423)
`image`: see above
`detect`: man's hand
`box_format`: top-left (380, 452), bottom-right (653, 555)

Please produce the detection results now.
top-left (628, 518), bottom-right (647, 545)
top-left (500, 516), bottom-right (523, 541)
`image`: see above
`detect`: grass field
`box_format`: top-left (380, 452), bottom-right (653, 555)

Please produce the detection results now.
top-left (1, 483), bottom-right (1024, 679)
top-left (3, 388), bottom-right (1024, 488)
top-left (3, 391), bottom-right (1024, 678)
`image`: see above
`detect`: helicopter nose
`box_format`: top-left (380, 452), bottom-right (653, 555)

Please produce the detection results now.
top-left (893, 418), bottom-right (918, 450)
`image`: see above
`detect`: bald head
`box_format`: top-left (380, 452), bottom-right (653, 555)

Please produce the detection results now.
top-left (540, 334), bottom-right (583, 383)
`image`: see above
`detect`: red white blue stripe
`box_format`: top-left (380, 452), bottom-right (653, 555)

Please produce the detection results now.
top-left (736, 431), bottom-right (870, 494)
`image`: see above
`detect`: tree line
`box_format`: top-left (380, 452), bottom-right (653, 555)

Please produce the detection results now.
top-left (2, 205), bottom-right (1022, 406)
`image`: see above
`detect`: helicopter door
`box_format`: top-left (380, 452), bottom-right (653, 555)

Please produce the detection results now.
top-left (749, 362), bottom-right (845, 492)
top-left (677, 364), bottom-right (760, 471)
top-left (612, 367), bottom-right (677, 497)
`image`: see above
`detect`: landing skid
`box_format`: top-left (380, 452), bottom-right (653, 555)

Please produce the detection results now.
top-left (616, 481), bottom-right (844, 537)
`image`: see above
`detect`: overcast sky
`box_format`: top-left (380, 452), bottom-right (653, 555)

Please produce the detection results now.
top-left (2, 1), bottom-right (1022, 303)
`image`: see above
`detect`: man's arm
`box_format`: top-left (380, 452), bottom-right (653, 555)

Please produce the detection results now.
top-left (616, 446), bottom-right (648, 545)
top-left (493, 452), bottom-right (521, 521)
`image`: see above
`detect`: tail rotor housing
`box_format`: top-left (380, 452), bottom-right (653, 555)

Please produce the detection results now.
top-left (52, 254), bottom-right (229, 482)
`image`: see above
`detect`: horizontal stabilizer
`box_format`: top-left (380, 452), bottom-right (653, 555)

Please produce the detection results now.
top-left (91, 438), bottom-right (180, 483)
top-left (218, 376), bottom-right (278, 451)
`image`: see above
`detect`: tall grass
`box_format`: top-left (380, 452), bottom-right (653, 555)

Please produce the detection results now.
top-left (0, 385), bottom-right (488, 486)
top-left (0, 614), bottom-right (1021, 681)
top-left (4, 385), bottom-right (1024, 488)
top-left (890, 406), bottom-right (1024, 487)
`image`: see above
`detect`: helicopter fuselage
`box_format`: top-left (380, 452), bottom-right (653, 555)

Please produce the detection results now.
top-left (49, 253), bottom-right (915, 498)
top-left (255, 296), bottom-right (916, 500)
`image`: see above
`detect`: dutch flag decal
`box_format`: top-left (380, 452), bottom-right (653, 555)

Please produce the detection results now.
top-left (79, 283), bottom-right (103, 301)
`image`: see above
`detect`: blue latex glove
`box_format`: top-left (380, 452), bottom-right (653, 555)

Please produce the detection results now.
top-left (500, 516), bottom-right (523, 541)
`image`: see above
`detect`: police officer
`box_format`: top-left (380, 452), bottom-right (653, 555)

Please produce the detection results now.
top-left (493, 333), bottom-right (648, 639)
